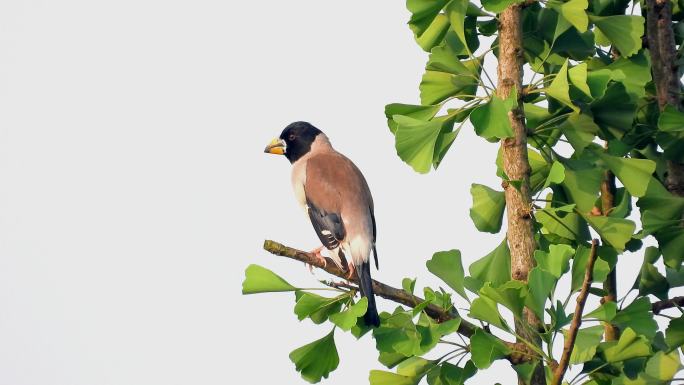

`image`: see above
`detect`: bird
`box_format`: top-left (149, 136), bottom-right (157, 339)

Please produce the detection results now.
top-left (264, 121), bottom-right (380, 327)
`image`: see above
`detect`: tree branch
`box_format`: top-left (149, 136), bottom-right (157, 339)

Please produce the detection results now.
top-left (262, 239), bottom-right (477, 335)
top-left (551, 239), bottom-right (599, 385)
top-left (600, 163), bottom-right (620, 341)
top-left (652, 296), bottom-right (684, 314)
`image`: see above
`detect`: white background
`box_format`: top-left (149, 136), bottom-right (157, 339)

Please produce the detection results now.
top-left (0, 1), bottom-right (674, 384)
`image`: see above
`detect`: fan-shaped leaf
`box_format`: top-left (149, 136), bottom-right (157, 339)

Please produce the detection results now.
top-left (289, 330), bottom-right (340, 383)
top-left (242, 264), bottom-right (297, 294)
top-left (469, 184), bottom-right (506, 233)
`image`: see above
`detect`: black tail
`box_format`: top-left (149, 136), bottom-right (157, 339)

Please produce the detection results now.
top-left (358, 260), bottom-right (380, 327)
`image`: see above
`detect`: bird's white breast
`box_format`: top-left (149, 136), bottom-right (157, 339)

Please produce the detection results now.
top-left (291, 157), bottom-right (308, 212)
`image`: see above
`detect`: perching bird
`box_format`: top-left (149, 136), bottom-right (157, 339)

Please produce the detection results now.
top-left (264, 121), bottom-right (380, 327)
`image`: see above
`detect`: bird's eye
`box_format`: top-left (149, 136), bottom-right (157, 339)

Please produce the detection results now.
top-left (288, 134), bottom-right (296, 141)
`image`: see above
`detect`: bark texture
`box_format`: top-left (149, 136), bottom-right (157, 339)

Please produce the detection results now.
top-left (497, 6), bottom-right (545, 385)
top-left (646, 0), bottom-right (684, 196)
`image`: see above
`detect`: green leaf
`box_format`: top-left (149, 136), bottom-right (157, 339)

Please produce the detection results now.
top-left (471, 89), bottom-right (517, 141)
top-left (560, 0), bottom-right (588, 32)
top-left (374, 310), bottom-right (422, 356)
top-left (407, 0), bottom-right (451, 51)
top-left (559, 112), bottom-right (600, 153)
top-left (289, 330), bottom-right (340, 383)
top-left (402, 277), bottom-right (417, 295)
top-left (595, 152), bottom-right (656, 198)
top-left (634, 261), bottom-right (669, 301)
top-left (527, 267), bottom-right (557, 319)
top-left (397, 356), bottom-right (436, 377)
top-left (568, 62), bottom-right (592, 98)
top-left (421, 57), bottom-right (481, 104)
top-left (590, 83), bottom-right (636, 138)
top-left (607, 51), bottom-right (651, 100)
top-left (644, 350), bottom-right (682, 381)
top-left (469, 184), bottom-right (506, 233)
top-left (665, 316), bottom-right (684, 350)
top-left (582, 214), bottom-right (636, 250)
top-left (470, 329), bottom-right (511, 369)
top-left (637, 178), bottom-right (684, 220)
top-left (394, 115), bottom-right (446, 174)
top-left (590, 15), bottom-right (644, 57)
top-left (481, 0), bottom-right (524, 13)
top-left (427, 361), bottom-right (477, 385)
top-left (329, 298), bottom-right (368, 331)
top-left (468, 239), bottom-right (511, 289)
top-left (543, 161), bottom-right (566, 189)
top-left (369, 370), bottom-right (416, 385)
top-left (569, 326), bottom-right (604, 364)
top-left (586, 68), bottom-right (612, 99)
top-left (534, 244), bottom-right (574, 278)
top-left (602, 328), bottom-right (651, 363)
top-left (545, 60), bottom-right (579, 111)
top-left (560, 157), bottom-right (603, 213)
top-left (469, 296), bottom-right (508, 330)
top-left (658, 105), bottom-right (684, 133)
top-left (549, 300), bottom-right (572, 332)
top-left (537, 203), bottom-right (590, 241)
top-left (512, 362), bottom-right (540, 385)
top-left (666, 266), bottom-right (684, 288)
top-left (294, 291), bottom-right (347, 323)
top-left (656, 226), bottom-right (684, 269)
top-left (613, 297), bottom-right (657, 339)
top-left (242, 264), bottom-right (297, 294)
top-left (385, 103), bottom-right (442, 133)
top-left (479, 281), bottom-right (528, 318)
top-left (571, 244), bottom-right (611, 291)
top-left (426, 249), bottom-right (467, 299)
top-left (446, 0), bottom-right (469, 49)
top-left (378, 351), bottom-right (408, 369)
top-left (585, 301), bottom-right (617, 321)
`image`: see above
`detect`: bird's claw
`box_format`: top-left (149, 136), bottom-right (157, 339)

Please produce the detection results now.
top-left (306, 246), bottom-right (327, 274)
top-left (346, 263), bottom-right (356, 281)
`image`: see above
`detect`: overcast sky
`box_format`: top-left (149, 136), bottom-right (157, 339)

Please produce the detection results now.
top-left (0, 1), bottom-right (667, 384)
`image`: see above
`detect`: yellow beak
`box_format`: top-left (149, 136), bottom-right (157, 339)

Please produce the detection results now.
top-left (264, 138), bottom-right (286, 155)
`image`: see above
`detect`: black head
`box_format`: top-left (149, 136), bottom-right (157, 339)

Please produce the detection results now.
top-left (279, 121), bottom-right (323, 163)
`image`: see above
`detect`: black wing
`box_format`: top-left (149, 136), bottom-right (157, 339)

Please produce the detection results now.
top-left (307, 198), bottom-right (345, 250)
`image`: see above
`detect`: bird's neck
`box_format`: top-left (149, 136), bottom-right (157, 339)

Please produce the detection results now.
top-left (309, 134), bottom-right (334, 154)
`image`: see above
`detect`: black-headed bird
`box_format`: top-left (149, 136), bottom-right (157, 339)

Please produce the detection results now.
top-left (264, 121), bottom-right (380, 327)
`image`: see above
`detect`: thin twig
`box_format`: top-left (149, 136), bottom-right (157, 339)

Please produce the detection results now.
top-left (652, 296), bottom-right (684, 314)
top-left (551, 239), bottom-right (599, 385)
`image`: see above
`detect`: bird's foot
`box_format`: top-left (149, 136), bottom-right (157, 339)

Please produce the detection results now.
top-left (346, 263), bottom-right (356, 281)
top-left (306, 246), bottom-right (327, 273)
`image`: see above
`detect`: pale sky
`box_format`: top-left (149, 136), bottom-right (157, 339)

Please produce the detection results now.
top-left (0, 1), bottom-right (667, 384)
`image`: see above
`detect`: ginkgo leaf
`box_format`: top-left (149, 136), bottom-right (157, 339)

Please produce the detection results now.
top-left (469, 184), bottom-right (506, 233)
top-left (470, 329), bottom-right (511, 369)
top-left (560, 0), bottom-right (588, 32)
top-left (406, 0), bottom-right (451, 51)
top-left (393, 115), bottom-right (445, 173)
top-left (426, 249), bottom-right (467, 299)
top-left (385, 103), bottom-right (441, 133)
top-left (545, 60), bottom-right (579, 111)
top-left (471, 89), bottom-right (517, 141)
top-left (289, 330), bottom-right (340, 383)
top-left (595, 152), bottom-right (656, 197)
top-left (242, 264), bottom-right (297, 294)
top-left (590, 15), bottom-right (644, 57)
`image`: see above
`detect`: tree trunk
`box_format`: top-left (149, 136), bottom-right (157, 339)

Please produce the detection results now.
top-left (645, 0), bottom-right (684, 196)
top-left (497, 5), bottom-right (544, 385)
